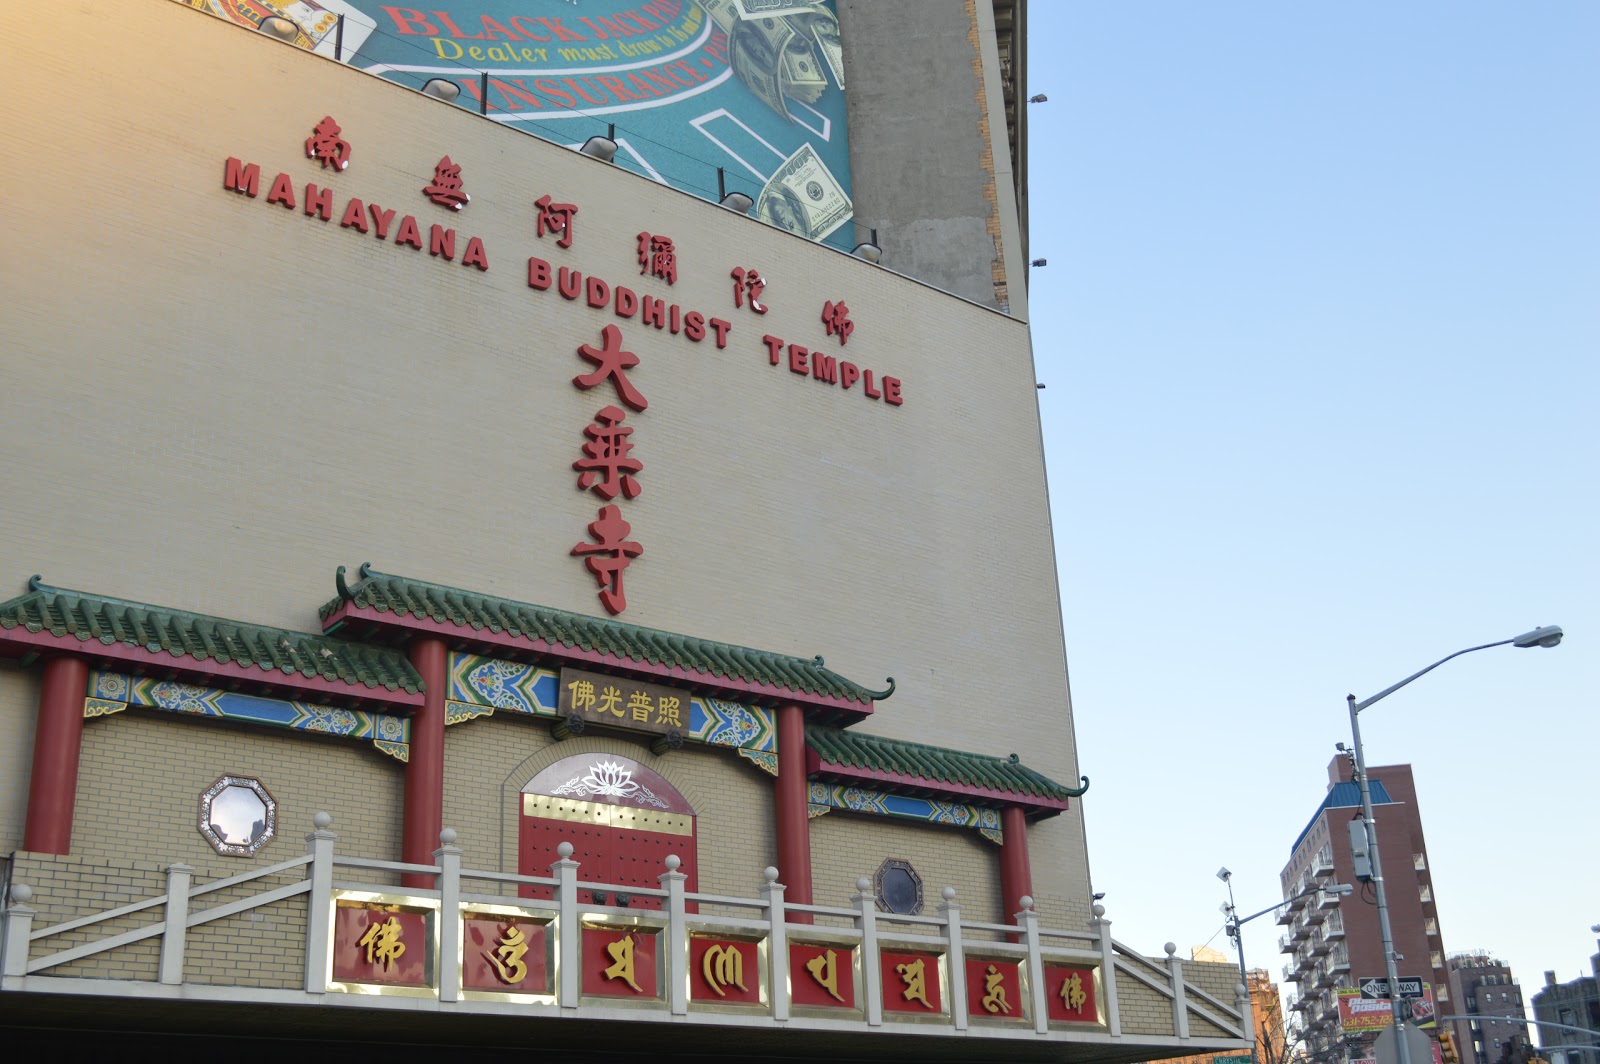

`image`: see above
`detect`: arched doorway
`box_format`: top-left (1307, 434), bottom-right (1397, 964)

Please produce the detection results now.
top-left (518, 753), bottom-right (698, 911)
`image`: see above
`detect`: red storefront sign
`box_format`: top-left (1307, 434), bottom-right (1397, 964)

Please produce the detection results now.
top-left (880, 948), bottom-right (943, 1014)
top-left (1043, 964), bottom-right (1100, 1024)
top-left (461, 915), bottom-right (549, 994)
top-left (331, 902), bottom-right (429, 986)
top-left (966, 957), bottom-right (1025, 1020)
top-left (688, 935), bottom-right (761, 1005)
top-left (789, 942), bottom-right (855, 1009)
top-left (582, 926), bottom-right (659, 999)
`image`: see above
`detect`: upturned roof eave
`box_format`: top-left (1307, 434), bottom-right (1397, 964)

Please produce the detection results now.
top-left (0, 622), bottom-right (425, 712)
top-left (322, 598), bottom-right (876, 722)
top-left (805, 748), bottom-right (1074, 817)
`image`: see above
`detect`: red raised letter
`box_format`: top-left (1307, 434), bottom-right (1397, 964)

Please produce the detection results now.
top-left (883, 376), bottom-right (903, 405)
top-left (839, 361), bottom-right (860, 389)
top-left (528, 256), bottom-right (552, 289)
top-left (224, 157), bottom-right (260, 197)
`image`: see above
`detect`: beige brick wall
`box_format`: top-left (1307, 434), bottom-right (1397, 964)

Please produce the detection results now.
top-left (443, 716), bottom-right (775, 903)
top-left (0, 667), bottom-right (39, 856)
top-left (1, 0), bottom-right (1094, 945)
top-left (72, 709), bottom-right (403, 872)
top-left (809, 810), bottom-right (1003, 935)
top-left (1118, 970), bottom-right (1179, 1037)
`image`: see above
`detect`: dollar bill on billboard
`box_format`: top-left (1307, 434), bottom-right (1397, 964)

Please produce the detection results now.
top-left (755, 142), bottom-right (851, 241)
top-left (731, 0), bottom-right (824, 17)
top-left (182, 0), bottom-right (375, 59)
top-left (694, 0), bottom-right (741, 34)
top-left (797, 6), bottom-right (843, 88)
top-left (781, 39), bottom-right (827, 103)
top-left (730, 15), bottom-right (795, 121)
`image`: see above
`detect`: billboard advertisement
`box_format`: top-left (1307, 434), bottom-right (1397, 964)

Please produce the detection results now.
top-left (1338, 987), bottom-right (1438, 1032)
top-left (179, 0), bottom-right (854, 246)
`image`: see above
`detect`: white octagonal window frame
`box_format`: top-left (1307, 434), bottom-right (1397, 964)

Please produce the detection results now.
top-left (199, 774), bottom-right (277, 857)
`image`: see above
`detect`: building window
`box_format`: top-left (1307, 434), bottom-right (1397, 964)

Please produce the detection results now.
top-left (198, 774), bottom-right (276, 856)
top-left (874, 858), bottom-right (923, 915)
top-left (1437, 984), bottom-right (1449, 1001)
top-left (1413, 853), bottom-right (1427, 871)
top-left (1419, 885), bottom-right (1432, 903)
top-left (1425, 917), bottom-right (1438, 935)
top-left (1431, 952), bottom-right (1444, 969)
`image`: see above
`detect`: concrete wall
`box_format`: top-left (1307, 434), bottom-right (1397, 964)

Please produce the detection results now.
top-left (0, 0), bottom-right (1087, 935)
top-left (837, 0), bottom-right (1028, 316)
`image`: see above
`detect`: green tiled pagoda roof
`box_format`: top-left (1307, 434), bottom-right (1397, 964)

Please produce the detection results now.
top-left (0, 578), bottom-right (421, 695)
top-left (320, 566), bottom-right (893, 711)
top-left (807, 725), bottom-right (1088, 806)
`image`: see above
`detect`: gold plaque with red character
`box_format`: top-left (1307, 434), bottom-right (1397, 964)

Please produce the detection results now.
top-left (966, 957), bottom-right (1025, 1020)
top-left (1044, 964), bottom-right (1102, 1024)
top-left (462, 914), bottom-right (549, 995)
top-left (688, 934), bottom-right (762, 1005)
top-left (789, 942), bottom-right (856, 1010)
top-left (582, 925), bottom-right (659, 999)
top-left (880, 948), bottom-right (944, 1015)
top-left (332, 901), bottom-right (429, 987)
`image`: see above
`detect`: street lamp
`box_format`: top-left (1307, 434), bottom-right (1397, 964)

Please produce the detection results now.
top-left (1346, 627), bottom-right (1563, 1064)
top-left (1220, 867), bottom-right (1355, 1064)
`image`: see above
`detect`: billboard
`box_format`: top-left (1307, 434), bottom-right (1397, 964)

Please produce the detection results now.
top-left (179, 0), bottom-right (854, 246)
top-left (1338, 987), bottom-right (1438, 1032)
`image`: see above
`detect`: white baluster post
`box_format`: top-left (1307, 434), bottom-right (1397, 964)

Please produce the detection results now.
top-left (303, 812), bottom-right (336, 994)
top-left (1166, 942), bottom-right (1190, 1038)
top-left (940, 886), bottom-right (968, 1030)
top-left (661, 854), bottom-right (688, 1016)
top-left (852, 875), bottom-right (883, 1026)
top-left (760, 867), bottom-right (789, 1022)
top-left (435, 828), bottom-right (463, 1003)
top-left (159, 863), bottom-right (193, 985)
top-left (1019, 895), bottom-right (1048, 1034)
top-left (1, 882), bottom-right (37, 977)
top-left (554, 841), bottom-right (580, 1009)
top-left (1092, 901), bottom-right (1121, 1037)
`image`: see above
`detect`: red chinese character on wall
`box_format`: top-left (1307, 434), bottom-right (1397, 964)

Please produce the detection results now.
top-left (535, 195), bottom-right (577, 249)
top-left (305, 116), bottom-right (351, 171)
top-left (637, 232), bottom-right (677, 285)
top-left (575, 324), bottom-right (648, 412)
top-left (730, 267), bottom-right (767, 314)
top-left (423, 155), bottom-right (470, 210)
top-left (821, 300), bottom-right (854, 345)
top-left (572, 505), bottom-right (643, 615)
top-left (574, 406), bottom-right (642, 501)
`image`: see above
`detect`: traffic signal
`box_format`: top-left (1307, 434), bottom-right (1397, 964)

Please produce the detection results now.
top-left (1438, 1027), bottom-right (1460, 1064)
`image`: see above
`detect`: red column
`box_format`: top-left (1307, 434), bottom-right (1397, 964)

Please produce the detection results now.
top-left (23, 654), bottom-right (91, 854)
top-left (403, 637), bottom-right (447, 889)
top-left (774, 702), bottom-right (813, 922)
top-left (999, 805), bottom-right (1033, 940)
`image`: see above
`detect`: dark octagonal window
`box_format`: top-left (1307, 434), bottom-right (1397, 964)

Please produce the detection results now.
top-left (875, 858), bottom-right (923, 915)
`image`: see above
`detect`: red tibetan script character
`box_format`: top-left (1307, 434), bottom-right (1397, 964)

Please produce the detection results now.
top-left (423, 156), bottom-right (470, 210)
top-left (305, 116), bottom-right (351, 171)
top-left (536, 195), bottom-right (577, 249)
top-left (637, 232), bottom-right (677, 286)
top-left (821, 300), bottom-right (854, 345)
top-left (574, 405), bottom-right (642, 501)
top-left (730, 267), bottom-right (767, 314)
top-left (575, 324), bottom-right (648, 412)
top-left (572, 505), bottom-right (643, 615)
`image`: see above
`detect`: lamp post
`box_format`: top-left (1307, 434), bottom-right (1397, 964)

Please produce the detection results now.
top-left (1345, 626), bottom-right (1563, 1064)
top-left (1220, 868), bottom-right (1355, 1064)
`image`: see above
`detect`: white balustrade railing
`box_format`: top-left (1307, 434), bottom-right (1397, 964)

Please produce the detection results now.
top-left (1, 815), bottom-right (1250, 1045)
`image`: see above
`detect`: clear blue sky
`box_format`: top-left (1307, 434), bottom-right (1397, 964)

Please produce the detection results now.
top-left (1025, 1), bottom-right (1598, 1025)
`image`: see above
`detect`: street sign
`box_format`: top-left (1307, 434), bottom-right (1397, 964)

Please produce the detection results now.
top-left (1215, 1055), bottom-right (1252, 1064)
top-left (1372, 1021), bottom-right (1432, 1064)
top-left (1361, 975), bottom-right (1427, 999)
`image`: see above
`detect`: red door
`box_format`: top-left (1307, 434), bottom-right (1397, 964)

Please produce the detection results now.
top-left (518, 754), bottom-right (697, 912)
